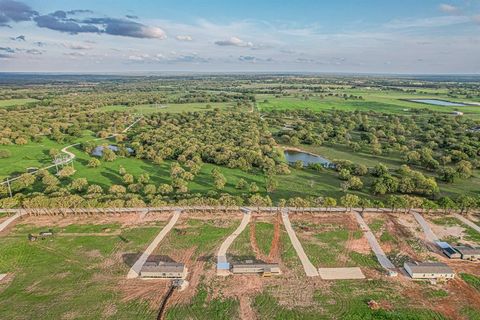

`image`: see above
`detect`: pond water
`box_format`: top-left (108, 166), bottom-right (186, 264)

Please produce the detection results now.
top-left (284, 150), bottom-right (332, 167)
top-left (409, 99), bottom-right (466, 107)
top-left (91, 145), bottom-right (134, 157)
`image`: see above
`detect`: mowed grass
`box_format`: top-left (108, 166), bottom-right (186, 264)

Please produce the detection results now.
top-left (156, 217), bottom-right (236, 259)
top-left (97, 102), bottom-right (247, 114)
top-left (293, 220), bottom-right (365, 267)
top-left (257, 89), bottom-right (480, 118)
top-left (254, 279), bottom-right (448, 320)
top-left (0, 131), bottom-right (96, 180)
top-left (0, 221), bottom-right (164, 319)
top-left (0, 98), bottom-right (38, 108)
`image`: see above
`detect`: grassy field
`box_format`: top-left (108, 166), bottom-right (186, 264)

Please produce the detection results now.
top-left (257, 89), bottom-right (480, 118)
top-left (0, 98), bottom-right (38, 108)
top-left (0, 219), bottom-right (163, 319)
top-left (97, 102), bottom-right (247, 114)
top-left (1, 214), bottom-right (480, 319)
top-left (0, 131), bottom-right (96, 180)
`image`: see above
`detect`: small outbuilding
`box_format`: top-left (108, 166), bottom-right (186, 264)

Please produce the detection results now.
top-left (453, 246), bottom-right (480, 261)
top-left (231, 261), bottom-right (281, 276)
top-left (404, 262), bottom-right (454, 280)
top-left (436, 241), bottom-right (461, 259)
top-left (140, 262), bottom-right (187, 279)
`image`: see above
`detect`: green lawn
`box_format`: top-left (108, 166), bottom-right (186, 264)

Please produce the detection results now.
top-left (0, 131), bottom-right (96, 180)
top-left (0, 98), bottom-right (38, 108)
top-left (257, 90), bottom-right (480, 118)
top-left (0, 222), bottom-right (163, 319)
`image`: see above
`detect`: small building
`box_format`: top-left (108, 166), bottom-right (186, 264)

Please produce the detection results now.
top-left (140, 262), bottom-right (187, 279)
top-left (39, 230), bottom-right (54, 237)
top-left (453, 246), bottom-right (480, 261)
top-left (404, 262), bottom-right (454, 280)
top-left (231, 261), bottom-right (281, 276)
top-left (436, 241), bottom-right (461, 259)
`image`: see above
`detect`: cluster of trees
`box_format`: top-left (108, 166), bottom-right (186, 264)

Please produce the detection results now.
top-left (128, 111), bottom-right (288, 173)
top-left (270, 109), bottom-right (479, 184)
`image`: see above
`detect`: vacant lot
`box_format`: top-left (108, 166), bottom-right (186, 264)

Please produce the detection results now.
top-left (1, 212), bottom-right (480, 319)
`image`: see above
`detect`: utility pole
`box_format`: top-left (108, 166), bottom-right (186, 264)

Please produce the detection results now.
top-left (6, 179), bottom-right (12, 198)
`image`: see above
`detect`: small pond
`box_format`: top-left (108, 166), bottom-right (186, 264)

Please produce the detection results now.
top-left (284, 150), bottom-right (332, 167)
top-left (91, 145), bottom-right (134, 157)
top-left (409, 99), bottom-right (466, 107)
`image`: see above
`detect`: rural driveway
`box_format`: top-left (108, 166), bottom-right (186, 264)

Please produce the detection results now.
top-left (281, 209), bottom-right (319, 277)
top-left (127, 209), bottom-right (181, 279)
top-left (411, 211), bottom-right (439, 243)
top-left (0, 211), bottom-right (25, 233)
top-left (217, 208), bottom-right (251, 269)
top-left (353, 211), bottom-right (396, 271)
top-left (454, 214), bottom-right (480, 233)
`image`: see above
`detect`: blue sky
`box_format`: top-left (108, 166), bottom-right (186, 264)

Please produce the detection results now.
top-left (1, 0), bottom-right (479, 73)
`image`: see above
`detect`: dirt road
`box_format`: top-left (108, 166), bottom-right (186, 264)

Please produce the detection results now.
top-left (127, 210), bottom-right (181, 279)
top-left (281, 209), bottom-right (319, 277)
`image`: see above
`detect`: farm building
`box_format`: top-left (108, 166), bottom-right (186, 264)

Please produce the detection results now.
top-left (140, 262), bottom-right (187, 279)
top-left (404, 262), bottom-right (454, 280)
top-left (453, 246), bottom-right (480, 261)
top-left (436, 241), bottom-right (461, 259)
top-left (231, 261), bottom-right (281, 276)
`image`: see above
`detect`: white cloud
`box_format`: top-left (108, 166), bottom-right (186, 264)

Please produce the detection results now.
top-left (63, 43), bottom-right (92, 50)
top-left (439, 4), bottom-right (460, 14)
top-left (176, 35), bottom-right (192, 41)
top-left (215, 36), bottom-right (253, 47)
top-left (385, 16), bottom-right (469, 29)
top-left (473, 15), bottom-right (480, 24)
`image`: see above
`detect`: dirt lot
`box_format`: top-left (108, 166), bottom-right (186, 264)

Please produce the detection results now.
top-left (1, 211), bottom-right (480, 320)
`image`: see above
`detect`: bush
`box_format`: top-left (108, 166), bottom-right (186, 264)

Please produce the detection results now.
top-left (0, 149), bottom-right (11, 158)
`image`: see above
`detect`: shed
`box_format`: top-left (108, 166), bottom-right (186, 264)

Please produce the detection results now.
top-left (436, 241), bottom-right (461, 259)
top-left (231, 262), bottom-right (281, 275)
top-left (404, 262), bottom-right (454, 280)
top-left (140, 262), bottom-right (187, 279)
top-left (453, 246), bottom-right (480, 261)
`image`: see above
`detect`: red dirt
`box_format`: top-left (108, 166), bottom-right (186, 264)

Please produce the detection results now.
top-left (267, 212), bottom-right (281, 263)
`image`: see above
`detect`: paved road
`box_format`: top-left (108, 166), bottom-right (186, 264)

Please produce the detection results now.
top-left (217, 208), bottom-right (251, 267)
top-left (454, 214), bottom-right (480, 233)
top-left (281, 209), bottom-right (319, 277)
top-left (353, 211), bottom-right (396, 271)
top-left (127, 209), bottom-right (181, 279)
top-left (411, 211), bottom-right (439, 243)
top-left (0, 211), bottom-right (25, 233)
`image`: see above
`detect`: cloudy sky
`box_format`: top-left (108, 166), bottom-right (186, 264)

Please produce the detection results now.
top-left (0, 0), bottom-right (479, 73)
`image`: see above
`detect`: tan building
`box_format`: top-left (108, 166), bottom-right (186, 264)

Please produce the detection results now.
top-left (404, 262), bottom-right (454, 280)
top-left (231, 262), bottom-right (281, 276)
top-left (140, 262), bottom-right (187, 279)
top-left (454, 246), bottom-right (480, 261)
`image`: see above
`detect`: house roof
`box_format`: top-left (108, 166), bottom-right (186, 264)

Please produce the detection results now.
top-left (231, 263), bottom-right (280, 269)
top-left (405, 262), bottom-right (453, 274)
top-left (454, 246), bottom-right (480, 255)
top-left (141, 262), bottom-right (185, 273)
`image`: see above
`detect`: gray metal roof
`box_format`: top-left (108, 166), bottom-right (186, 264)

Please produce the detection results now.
top-left (141, 262), bottom-right (185, 273)
top-left (405, 262), bottom-right (453, 274)
top-left (231, 263), bottom-right (280, 269)
top-left (454, 246), bottom-right (480, 255)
